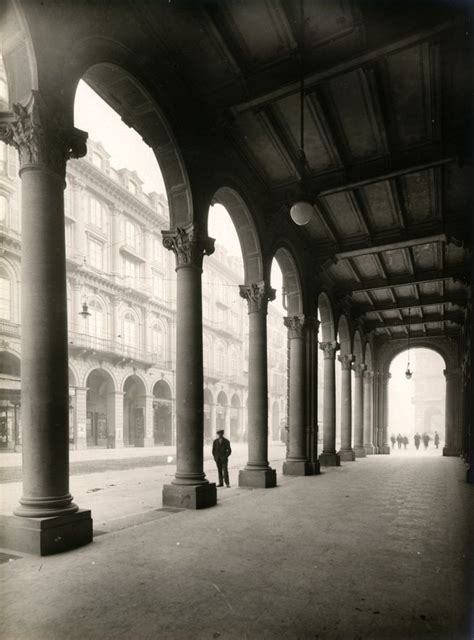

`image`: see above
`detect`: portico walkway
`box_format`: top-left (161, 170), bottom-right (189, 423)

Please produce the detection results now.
top-left (1, 455), bottom-right (472, 640)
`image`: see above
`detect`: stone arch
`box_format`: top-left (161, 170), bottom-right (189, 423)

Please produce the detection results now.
top-left (318, 291), bottom-right (335, 342)
top-left (210, 186), bottom-right (264, 284)
top-left (378, 337), bottom-right (456, 373)
top-left (153, 378), bottom-right (173, 446)
top-left (353, 331), bottom-right (364, 365)
top-left (82, 363), bottom-right (118, 390)
top-left (67, 43), bottom-right (193, 225)
top-left (0, 350), bottom-right (20, 376)
top-left (121, 372), bottom-right (147, 394)
top-left (337, 314), bottom-right (351, 356)
top-left (271, 245), bottom-right (303, 316)
top-left (364, 341), bottom-right (373, 370)
top-left (68, 366), bottom-right (78, 388)
top-left (1, 2), bottom-right (38, 105)
top-left (123, 374), bottom-right (147, 447)
top-left (85, 367), bottom-right (116, 448)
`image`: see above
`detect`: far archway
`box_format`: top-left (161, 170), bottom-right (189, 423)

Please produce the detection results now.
top-left (86, 368), bottom-right (116, 448)
top-left (153, 379), bottom-right (173, 446)
top-left (230, 394), bottom-right (241, 441)
top-left (0, 351), bottom-right (21, 450)
top-left (216, 390), bottom-right (227, 435)
top-left (123, 375), bottom-right (147, 447)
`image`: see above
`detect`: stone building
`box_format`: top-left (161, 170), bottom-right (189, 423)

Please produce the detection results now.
top-left (0, 110), bottom-right (288, 451)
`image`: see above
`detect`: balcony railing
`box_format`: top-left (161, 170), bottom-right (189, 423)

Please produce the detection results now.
top-left (0, 320), bottom-right (20, 338)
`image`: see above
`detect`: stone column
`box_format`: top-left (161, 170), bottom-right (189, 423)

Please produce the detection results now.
top-left (0, 93), bottom-right (92, 554)
top-left (283, 315), bottom-right (313, 476)
top-left (143, 394), bottom-right (154, 448)
top-left (319, 341), bottom-right (340, 466)
top-left (338, 354), bottom-right (355, 461)
top-left (74, 386), bottom-right (88, 450)
top-left (352, 363), bottom-right (367, 458)
top-left (161, 224), bottom-right (216, 508)
top-left (363, 370), bottom-right (375, 454)
top-left (443, 368), bottom-right (462, 457)
top-left (380, 372), bottom-right (391, 454)
top-left (238, 281), bottom-right (277, 488)
top-left (305, 317), bottom-right (320, 474)
top-left (109, 391), bottom-right (124, 448)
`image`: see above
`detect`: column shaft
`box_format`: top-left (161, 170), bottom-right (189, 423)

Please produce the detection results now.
top-left (380, 373), bottom-right (391, 454)
top-left (338, 355), bottom-right (355, 461)
top-left (363, 371), bottom-right (375, 454)
top-left (319, 342), bottom-right (340, 466)
top-left (353, 364), bottom-right (366, 458)
top-left (443, 369), bottom-right (462, 456)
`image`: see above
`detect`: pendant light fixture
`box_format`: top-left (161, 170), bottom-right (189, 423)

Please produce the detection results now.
top-left (289, 0), bottom-right (314, 226)
top-left (79, 299), bottom-right (91, 319)
top-left (405, 307), bottom-right (413, 380)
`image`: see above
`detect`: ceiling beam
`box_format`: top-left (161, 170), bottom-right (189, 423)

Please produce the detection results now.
top-left (367, 311), bottom-right (463, 330)
top-left (339, 266), bottom-right (469, 295)
top-left (335, 234), bottom-right (448, 260)
top-left (353, 293), bottom-right (467, 316)
top-left (232, 19), bottom-right (459, 113)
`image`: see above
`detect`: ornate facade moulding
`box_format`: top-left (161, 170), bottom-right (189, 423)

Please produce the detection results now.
top-left (0, 91), bottom-right (87, 179)
top-left (352, 363), bottom-right (367, 377)
top-left (337, 353), bottom-right (354, 370)
top-left (443, 368), bottom-right (461, 381)
top-left (162, 224), bottom-right (215, 269)
top-left (239, 281), bottom-right (276, 314)
top-left (283, 315), bottom-right (306, 339)
top-left (319, 341), bottom-right (340, 360)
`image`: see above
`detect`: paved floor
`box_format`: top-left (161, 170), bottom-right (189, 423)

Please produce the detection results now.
top-left (1, 453), bottom-right (472, 640)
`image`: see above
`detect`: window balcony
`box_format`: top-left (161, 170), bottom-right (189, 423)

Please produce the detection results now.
top-left (0, 320), bottom-right (20, 338)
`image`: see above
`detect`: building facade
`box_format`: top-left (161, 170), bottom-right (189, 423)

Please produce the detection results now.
top-left (0, 130), bottom-right (288, 451)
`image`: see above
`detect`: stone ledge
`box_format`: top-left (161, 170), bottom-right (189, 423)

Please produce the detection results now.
top-left (0, 509), bottom-right (93, 556)
top-left (162, 482), bottom-right (217, 510)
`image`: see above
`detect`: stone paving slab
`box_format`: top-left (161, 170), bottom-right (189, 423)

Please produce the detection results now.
top-left (1, 454), bottom-right (472, 640)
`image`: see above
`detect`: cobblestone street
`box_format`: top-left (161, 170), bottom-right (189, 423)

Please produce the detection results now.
top-left (1, 452), bottom-right (472, 639)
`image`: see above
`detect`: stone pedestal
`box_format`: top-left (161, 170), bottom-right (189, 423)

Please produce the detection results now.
top-left (238, 282), bottom-right (277, 488)
top-left (319, 341), bottom-right (340, 467)
top-left (162, 226), bottom-right (216, 509)
top-left (283, 316), bottom-right (313, 476)
top-left (353, 364), bottom-right (366, 458)
top-left (0, 510), bottom-right (92, 556)
top-left (337, 354), bottom-right (355, 462)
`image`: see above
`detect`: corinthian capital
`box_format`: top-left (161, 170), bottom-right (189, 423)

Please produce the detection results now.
top-left (319, 341), bottom-right (339, 360)
top-left (162, 224), bottom-right (215, 269)
top-left (363, 369), bottom-right (375, 382)
top-left (239, 281), bottom-right (275, 313)
top-left (338, 353), bottom-right (354, 370)
top-left (0, 91), bottom-right (87, 178)
top-left (284, 315), bottom-right (306, 339)
top-left (352, 363), bottom-right (367, 377)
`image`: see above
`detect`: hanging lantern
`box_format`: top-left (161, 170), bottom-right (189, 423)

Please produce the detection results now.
top-left (79, 301), bottom-right (91, 318)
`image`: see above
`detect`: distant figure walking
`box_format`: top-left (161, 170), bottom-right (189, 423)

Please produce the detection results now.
top-left (414, 432), bottom-right (421, 450)
top-left (396, 433), bottom-right (403, 450)
top-left (422, 432), bottom-right (431, 450)
top-left (390, 434), bottom-right (396, 450)
top-left (212, 429), bottom-right (232, 488)
top-left (434, 432), bottom-right (440, 449)
top-left (402, 435), bottom-right (409, 450)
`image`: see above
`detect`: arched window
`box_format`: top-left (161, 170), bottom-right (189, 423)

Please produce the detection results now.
top-left (0, 194), bottom-right (8, 225)
top-left (0, 268), bottom-right (11, 320)
top-left (151, 322), bottom-right (165, 361)
top-left (88, 196), bottom-right (105, 230)
top-left (87, 299), bottom-right (105, 338)
top-left (123, 311), bottom-right (137, 347)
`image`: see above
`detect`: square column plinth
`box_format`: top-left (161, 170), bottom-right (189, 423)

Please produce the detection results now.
top-left (0, 510), bottom-right (92, 556)
top-left (338, 449), bottom-right (356, 462)
top-left (239, 468), bottom-right (277, 488)
top-left (354, 447), bottom-right (367, 458)
top-left (364, 445), bottom-right (375, 455)
top-left (282, 460), bottom-right (314, 476)
top-left (319, 452), bottom-right (341, 467)
top-left (162, 483), bottom-right (217, 509)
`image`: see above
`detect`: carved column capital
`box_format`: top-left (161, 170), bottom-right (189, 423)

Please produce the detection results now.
top-left (239, 281), bottom-right (275, 313)
top-left (319, 341), bottom-right (339, 360)
top-left (162, 224), bottom-right (214, 269)
top-left (284, 315), bottom-right (306, 339)
top-left (338, 353), bottom-right (354, 370)
top-left (0, 91), bottom-right (87, 178)
top-left (363, 369), bottom-right (375, 382)
top-left (352, 363), bottom-right (367, 377)
top-left (380, 371), bottom-right (392, 384)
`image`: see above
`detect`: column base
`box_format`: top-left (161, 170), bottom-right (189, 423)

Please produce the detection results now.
top-left (354, 446), bottom-right (367, 458)
top-left (443, 447), bottom-right (461, 457)
top-left (364, 444), bottom-right (375, 455)
top-left (379, 445), bottom-right (391, 454)
top-left (143, 437), bottom-right (154, 448)
top-left (162, 482), bottom-right (216, 509)
top-left (239, 467), bottom-right (277, 488)
top-left (338, 449), bottom-right (356, 462)
top-left (282, 460), bottom-right (314, 476)
top-left (319, 452), bottom-right (341, 467)
top-left (0, 509), bottom-right (92, 556)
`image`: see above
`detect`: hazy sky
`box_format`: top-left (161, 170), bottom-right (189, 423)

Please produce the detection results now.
top-left (74, 80), bottom-right (285, 311)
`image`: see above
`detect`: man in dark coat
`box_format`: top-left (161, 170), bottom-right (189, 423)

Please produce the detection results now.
top-left (212, 429), bottom-right (232, 488)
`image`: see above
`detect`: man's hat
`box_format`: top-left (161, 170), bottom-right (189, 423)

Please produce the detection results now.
top-left (216, 429), bottom-right (224, 435)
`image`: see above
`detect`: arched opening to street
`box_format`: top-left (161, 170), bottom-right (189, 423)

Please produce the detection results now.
top-left (85, 369), bottom-right (116, 448)
top-left (123, 375), bottom-right (146, 447)
top-left (153, 380), bottom-right (173, 446)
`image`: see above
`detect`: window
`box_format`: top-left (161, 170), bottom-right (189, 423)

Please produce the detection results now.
top-left (153, 271), bottom-right (164, 300)
top-left (88, 196), bottom-right (105, 230)
top-left (124, 258), bottom-right (139, 288)
top-left (124, 219), bottom-right (140, 252)
top-left (0, 195), bottom-right (7, 225)
top-left (128, 180), bottom-right (138, 196)
top-left (87, 299), bottom-right (105, 338)
top-left (91, 152), bottom-right (103, 170)
top-left (151, 323), bottom-right (165, 361)
top-left (0, 270), bottom-right (11, 320)
top-left (87, 237), bottom-right (104, 270)
top-left (153, 235), bottom-right (164, 264)
top-left (123, 312), bottom-right (137, 347)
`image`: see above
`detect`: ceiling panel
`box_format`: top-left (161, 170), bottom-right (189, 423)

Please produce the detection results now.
top-left (322, 191), bottom-right (367, 239)
top-left (370, 290), bottom-right (394, 303)
top-left (402, 170), bottom-right (436, 224)
top-left (360, 180), bottom-right (401, 232)
top-left (380, 249), bottom-right (410, 276)
top-left (418, 282), bottom-right (441, 297)
top-left (350, 255), bottom-right (384, 279)
top-left (411, 243), bottom-right (439, 271)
